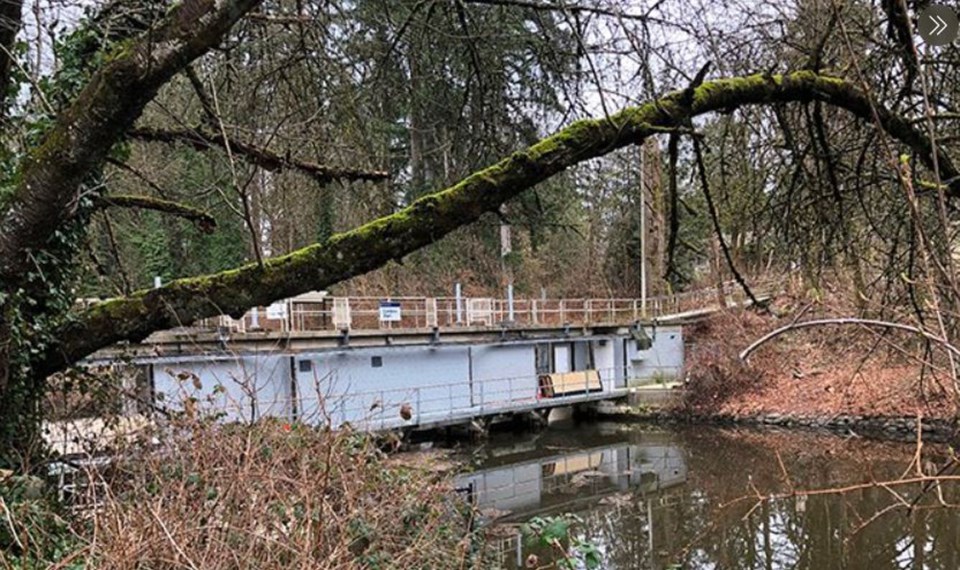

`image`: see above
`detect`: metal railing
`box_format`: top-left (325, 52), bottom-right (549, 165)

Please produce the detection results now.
top-left (45, 364), bottom-right (680, 454)
top-left (195, 280), bottom-right (778, 335)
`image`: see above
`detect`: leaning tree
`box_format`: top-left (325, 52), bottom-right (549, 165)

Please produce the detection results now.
top-left (0, 0), bottom-right (955, 467)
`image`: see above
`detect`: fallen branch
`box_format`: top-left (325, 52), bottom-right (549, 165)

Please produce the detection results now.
top-left (739, 317), bottom-right (960, 362)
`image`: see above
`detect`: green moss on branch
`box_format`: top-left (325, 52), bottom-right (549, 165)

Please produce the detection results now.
top-left (43, 71), bottom-right (960, 375)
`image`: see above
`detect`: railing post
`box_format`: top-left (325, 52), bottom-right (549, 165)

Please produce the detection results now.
top-left (455, 282), bottom-right (463, 325)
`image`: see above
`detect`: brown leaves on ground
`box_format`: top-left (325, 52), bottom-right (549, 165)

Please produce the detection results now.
top-left (681, 291), bottom-right (959, 420)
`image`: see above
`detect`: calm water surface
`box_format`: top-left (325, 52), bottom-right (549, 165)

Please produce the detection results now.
top-left (456, 421), bottom-right (960, 569)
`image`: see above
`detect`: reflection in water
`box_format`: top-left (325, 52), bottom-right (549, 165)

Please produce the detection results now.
top-left (456, 423), bottom-right (960, 569)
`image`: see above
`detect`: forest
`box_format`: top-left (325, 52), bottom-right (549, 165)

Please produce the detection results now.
top-left (2, 0), bottom-right (960, 567)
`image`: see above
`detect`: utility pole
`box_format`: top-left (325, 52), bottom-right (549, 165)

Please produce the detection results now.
top-left (639, 144), bottom-right (647, 317)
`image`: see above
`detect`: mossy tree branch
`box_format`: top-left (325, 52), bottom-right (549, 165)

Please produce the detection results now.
top-left (43, 71), bottom-right (960, 375)
top-left (91, 194), bottom-right (217, 233)
top-left (0, 0), bottom-right (263, 286)
top-left (129, 126), bottom-right (390, 185)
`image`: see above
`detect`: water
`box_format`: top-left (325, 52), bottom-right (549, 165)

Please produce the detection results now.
top-left (456, 421), bottom-right (960, 569)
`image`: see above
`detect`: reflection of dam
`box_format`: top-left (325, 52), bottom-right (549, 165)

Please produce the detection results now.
top-left (457, 441), bottom-right (687, 521)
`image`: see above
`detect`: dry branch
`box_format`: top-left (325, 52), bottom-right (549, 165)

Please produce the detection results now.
top-left (129, 126), bottom-right (390, 185)
top-left (90, 195), bottom-right (216, 233)
top-left (739, 318), bottom-right (960, 362)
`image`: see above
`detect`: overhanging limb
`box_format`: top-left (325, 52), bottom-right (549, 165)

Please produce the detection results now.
top-left (44, 71), bottom-right (960, 375)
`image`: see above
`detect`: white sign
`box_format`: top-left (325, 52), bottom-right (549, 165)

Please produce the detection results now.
top-left (266, 302), bottom-right (288, 320)
top-left (379, 301), bottom-right (402, 322)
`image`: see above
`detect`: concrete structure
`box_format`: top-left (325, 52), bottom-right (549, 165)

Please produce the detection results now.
top-left (78, 283), bottom-right (773, 436)
top-left (125, 324), bottom-right (684, 431)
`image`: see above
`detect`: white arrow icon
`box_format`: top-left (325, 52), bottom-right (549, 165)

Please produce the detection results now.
top-left (930, 14), bottom-right (948, 36)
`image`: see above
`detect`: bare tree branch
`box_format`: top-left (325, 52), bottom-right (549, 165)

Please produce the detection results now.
top-left (691, 125), bottom-right (760, 307)
top-left (0, 0), bottom-right (263, 285)
top-left (0, 0), bottom-right (23, 123)
top-left (739, 318), bottom-right (960, 362)
top-left (90, 194), bottom-right (216, 233)
top-left (128, 126), bottom-right (390, 186)
top-left (460, 0), bottom-right (656, 23)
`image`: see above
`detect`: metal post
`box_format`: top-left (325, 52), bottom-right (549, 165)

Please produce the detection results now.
top-left (250, 307), bottom-right (260, 329)
top-left (639, 144), bottom-right (648, 318)
top-left (153, 276), bottom-right (162, 289)
top-left (455, 282), bottom-right (463, 324)
top-left (507, 283), bottom-right (515, 322)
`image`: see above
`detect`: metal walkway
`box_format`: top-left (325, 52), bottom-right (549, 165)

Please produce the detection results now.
top-left (192, 280), bottom-right (775, 335)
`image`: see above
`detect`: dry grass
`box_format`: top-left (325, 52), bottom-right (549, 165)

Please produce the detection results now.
top-left (5, 417), bottom-right (484, 569)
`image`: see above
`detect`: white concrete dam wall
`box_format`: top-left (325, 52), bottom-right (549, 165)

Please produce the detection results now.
top-left (143, 326), bottom-right (683, 429)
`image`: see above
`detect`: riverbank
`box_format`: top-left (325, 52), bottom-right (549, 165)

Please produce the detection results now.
top-left (614, 293), bottom-right (960, 443)
top-left (601, 403), bottom-right (959, 442)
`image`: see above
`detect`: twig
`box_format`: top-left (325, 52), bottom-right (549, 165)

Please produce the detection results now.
top-left (148, 504), bottom-right (201, 570)
top-left (0, 496), bottom-right (23, 553)
top-left (740, 318), bottom-right (960, 362)
top-left (692, 122), bottom-right (761, 308)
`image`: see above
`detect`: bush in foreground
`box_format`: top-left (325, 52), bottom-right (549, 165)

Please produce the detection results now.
top-left (3, 418), bottom-right (479, 569)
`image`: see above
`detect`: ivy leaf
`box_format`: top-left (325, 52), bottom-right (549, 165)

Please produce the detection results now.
top-left (540, 517), bottom-right (571, 545)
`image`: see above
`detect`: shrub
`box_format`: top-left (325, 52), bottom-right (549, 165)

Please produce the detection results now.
top-left (14, 416), bottom-right (482, 569)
